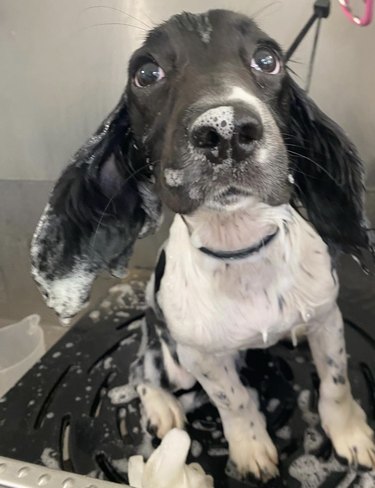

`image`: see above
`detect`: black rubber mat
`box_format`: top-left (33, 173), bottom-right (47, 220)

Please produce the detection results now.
top-left (0, 276), bottom-right (375, 488)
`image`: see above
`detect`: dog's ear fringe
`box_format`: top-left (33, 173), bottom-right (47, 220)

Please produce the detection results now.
top-left (31, 95), bottom-right (162, 322)
top-left (286, 76), bottom-right (374, 271)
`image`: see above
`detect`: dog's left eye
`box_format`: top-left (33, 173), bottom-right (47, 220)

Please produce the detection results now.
top-left (251, 48), bottom-right (281, 75)
top-left (134, 62), bottom-right (165, 87)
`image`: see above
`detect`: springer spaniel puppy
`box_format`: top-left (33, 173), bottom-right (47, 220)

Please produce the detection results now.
top-left (31, 10), bottom-right (375, 482)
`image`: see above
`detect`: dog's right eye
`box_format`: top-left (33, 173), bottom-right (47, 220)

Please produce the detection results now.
top-left (134, 62), bottom-right (165, 88)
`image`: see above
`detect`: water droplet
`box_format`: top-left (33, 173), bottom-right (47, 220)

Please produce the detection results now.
top-left (302, 309), bottom-right (313, 322)
top-left (291, 328), bottom-right (298, 347)
top-left (262, 330), bottom-right (268, 344)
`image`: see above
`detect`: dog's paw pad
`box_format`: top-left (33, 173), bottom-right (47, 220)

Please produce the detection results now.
top-left (137, 384), bottom-right (185, 439)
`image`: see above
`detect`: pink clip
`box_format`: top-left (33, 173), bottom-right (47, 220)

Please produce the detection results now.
top-left (339, 0), bottom-right (373, 26)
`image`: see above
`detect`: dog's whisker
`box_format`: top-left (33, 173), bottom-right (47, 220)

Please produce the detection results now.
top-left (284, 141), bottom-right (331, 154)
top-left (286, 149), bottom-right (341, 186)
top-left (139, 8), bottom-right (158, 28)
top-left (82, 22), bottom-right (148, 33)
top-left (291, 167), bottom-right (321, 180)
top-left (251, 1), bottom-right (282, 21)
top-left (283, 138), bottom-right (346, 163)
top-left (286, 66), bottom-right (303, 79)
top-left (289, 172), bottom-right (305, 195)
top-left (286, 59), bottom-right (304, 66)
top-left (82, 6), bottom-right (152, 29)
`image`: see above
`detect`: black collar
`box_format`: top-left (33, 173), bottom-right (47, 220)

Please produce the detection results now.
top-left (198, 228), bottom-right (279, 261)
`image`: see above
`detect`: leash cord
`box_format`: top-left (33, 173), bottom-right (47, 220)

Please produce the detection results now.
top-left (305, 16), bottom-right (323, 93)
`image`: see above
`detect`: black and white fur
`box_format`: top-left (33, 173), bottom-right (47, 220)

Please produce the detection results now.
top-left (31, 10), bottom-right (375, 481)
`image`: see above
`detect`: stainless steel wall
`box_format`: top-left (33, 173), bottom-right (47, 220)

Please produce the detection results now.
top-left (0, 0), bottom-right (374, 325)
top-left (1, 0), bottom-right (374, 182)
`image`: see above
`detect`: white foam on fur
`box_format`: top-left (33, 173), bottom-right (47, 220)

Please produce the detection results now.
top-left (192, 106), bottom-right (235, 140)
top-left (108, 384), bottom-right (138, 405)
top-left (164, 169), bottom-right (184, 187)
top-left (275, 425), bottom-right (292, 441)
top-left (41, 448), bottom-right (60, 470)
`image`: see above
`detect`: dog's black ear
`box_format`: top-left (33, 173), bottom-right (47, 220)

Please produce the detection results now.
top-left (286, 76), bottom-right (374, 267)
top-left (31, 95), bottom-right (162, 323)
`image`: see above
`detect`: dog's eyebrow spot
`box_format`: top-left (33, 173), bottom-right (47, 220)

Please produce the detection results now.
top-left (175, 12), bottom-right (213, 44)
top-left (197, 13), bottom-right (213, 44)
top-left (164, 168), bottom-right (184, 187)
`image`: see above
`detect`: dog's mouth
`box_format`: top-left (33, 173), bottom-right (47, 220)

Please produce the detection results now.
top-left (208, 186), bottom-right (254, 209)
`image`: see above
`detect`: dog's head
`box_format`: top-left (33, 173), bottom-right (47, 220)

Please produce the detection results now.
top-left (31, 9), bottom-right (373, 322)
top-left (127, 10), bottom-right (290, 213)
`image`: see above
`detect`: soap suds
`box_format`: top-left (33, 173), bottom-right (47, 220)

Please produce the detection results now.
top-left (41, 448), bottom-right (60, 469)
top-left (208, 447), bottom-right (229, 457)
top-left (164, 169), bottom-right (184, 187)
top-left (298, 390), bottom-right (319, 427)
top-left (191, 440), bottom-right (203, 458)
top-left (275, 425), bottom-right (291, 440)
top-left (108, 384), bottom-right (138, 405)
top-left (89, 310), bottom-right (100, 321)
top-left (266, 398), bottom-right (280, 413)
top-left (303, 427), bottom-right (323, 453)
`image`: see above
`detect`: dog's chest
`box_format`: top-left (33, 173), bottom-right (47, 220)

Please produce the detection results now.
top-left (160, 271), bottom-right (296, 352)
top-left (158, 211), bottom-right (338, 354)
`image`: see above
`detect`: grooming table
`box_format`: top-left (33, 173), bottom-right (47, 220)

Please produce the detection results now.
top-left (0, 276), bottom-right (374, 488)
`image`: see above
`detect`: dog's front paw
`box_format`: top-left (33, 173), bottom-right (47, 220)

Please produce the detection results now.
top-left (320, 397), bottom-right (375, 468)
top-left (228, 426), bottom-right (279, 481)
top-left (137, 384), bottom-right (186, 439)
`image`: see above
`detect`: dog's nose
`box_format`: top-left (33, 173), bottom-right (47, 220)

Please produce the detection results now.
top-left (190, 106), bottom-right (263, 159)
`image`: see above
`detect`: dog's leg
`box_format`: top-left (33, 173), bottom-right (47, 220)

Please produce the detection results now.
top-left (136, 340), bottom-right (196, 439)
top-left (178, 345), bottom-right (278, 481)
top-left (307, 305), bottom-right (375, 468)
top-left (135, 307), bottom-right (195, 439)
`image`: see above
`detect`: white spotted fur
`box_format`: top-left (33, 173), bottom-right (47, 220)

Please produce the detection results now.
top-left (145, 199), bottom-right (375, 480)
top-left (159, 202), bottom-right (337, 352)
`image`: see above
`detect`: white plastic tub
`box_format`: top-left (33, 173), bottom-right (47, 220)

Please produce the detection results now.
top-left (0, 314), bottom-right (45, 398)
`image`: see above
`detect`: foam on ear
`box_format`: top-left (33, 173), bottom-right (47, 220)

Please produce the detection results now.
top-left (31, 95), bottom-right (162, 322)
